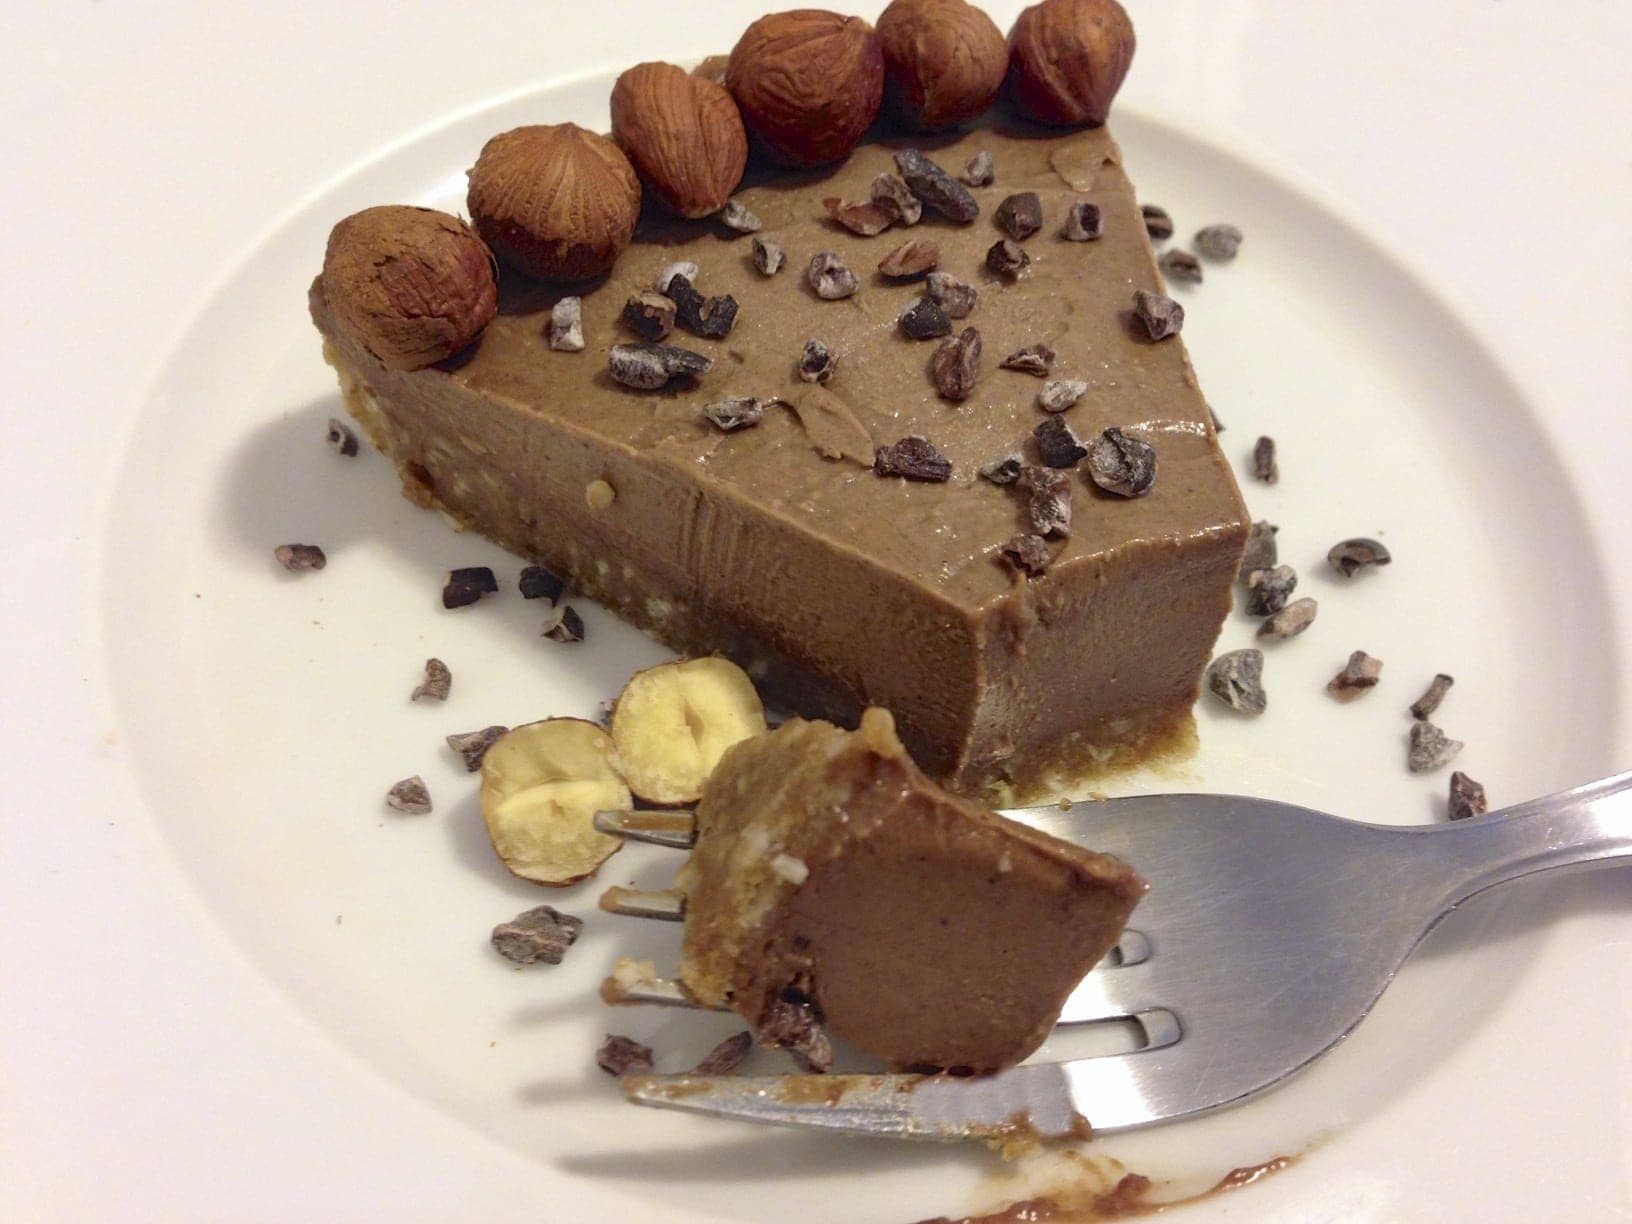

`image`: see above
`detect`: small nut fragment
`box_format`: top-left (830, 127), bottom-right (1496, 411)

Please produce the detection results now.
top-left (798, 339), bottom-right (838, 383)
top-left (467, 123), bottom-right (641, 281)
top-left (274, 544), bottom-right (326, 573)
top-left (726, 10), bottom-right (885, 167)
top-left (622, 290), bottom-right (677, 340)
top-left (611, 656), bottom-right (767, 805)
top-left (878, 0), bottom-right (1007, 130)
top-left (986, 238), bottom-right (1029, 277)
top-left (894, 149), bottom-right (980, 222)
top-left (808, 252), bottom-right (860, 300)
top-left (655, 261), bottom-right (700, 294)
top-left (1001, 532), bottom-right (1051, 575)
top-left (1447, 771), bottom-right (1488, 821)
top-left (1195, 224), bottom-right (1243, 260)
top-left (1328, 651), bottom-right (1384, 703)
top-left (1131, 288), bottom-right (1183, 339)
top-left (1159, 248), bottom-right (1202, 284)
top-left (1408, 718), bottom-right (1463, 773)
top-left (980, 452), bottom-right (1024, 485)
top-left (1252, 435), bottom-right (1278, 483)
top-left (548, 296), bottom-right (585, 351)
top-left (1085, 426), bottom-right (1156, 497)
top-left (1062, 200), bottom-right (1103, 241)
top-left (1328, 538), bottom-right (1392, 577)
top-left (491, 904), bottom-right (583, 965)
top-left (1257, 597), bottom-right (1318, 640)
top-left (871, 172), bottom-right (922, 225)
top-left (1001, 344), bottom-right (1055, 376)
top-left (693, 1031), bottom-right (755, 1076)
top-left (666, 275), bottom-right (739, 339)
top-left (1237, 520), bottom-right (1279, 582)
top-left (878, 238), bottom-right (940, 279)
top-left (412, 657), bottom-right (452, 702)
top-left (1009, 0), bottom-right (1137, 127)
top-left (823, 196), bottom-right (896, 236)
top-left (1033, 415), bottom-right (1087, 467)
top-left (994, 192), bottom-right (1044, 240)
top-left (610, 61), bottom-right (749, 218)
top-left (321, 206), bottom-right (498, 370)
top-left (1140, 204), bottom-right (1174, 239)
top-left (751, 236), bottom-right (785, 275)
top-left (720, 199), bottom-right (762, 233)
top-left (1206, 649), bottom-right (1266, 714)
top-left (899, 296), bottom-right (952, 340)
top-left (448, 724), bottom-right (509, 771)
top-left (756, 997), bottom-right (834, 1072)
top-left (960, 150), bottom-right (995, 187)
top-left (541, 604), bottom-right (585, 643)
top-left (586, 479), bottom-right (616, 510)
top-left (1410, 673), bottom-right (1454, 720)
top-left (608, 341), bottom-right (713, 389)
top-left (385, 776), bottom-right (433, 815)
top-left (480, 719), bottom-right (629, 885)
top-left (326, 418), bottom-right (359, 457)
top-left (1244, 564), bottom-right (1297, 615)
top-left (875, 435), bottom-right (953, 481)
top-left (931, 326), bottom-right (982, 400)
top-left (926, 270), bottom-right (977, 317)
top-left (1038, 378), bottom-right (1087, 412)
top-left (597, 1034), bottom-right (654, 1076)
top-left (703, 395), bottom-right (765, 431)
top-left (442, 565), bottom-right (498, 609)
top-left (1023, 465), bottom-right (1073, 537)
top-left (519, 565), bottom-right (566, 604)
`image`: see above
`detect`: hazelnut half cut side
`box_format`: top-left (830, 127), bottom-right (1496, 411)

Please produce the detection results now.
top-left (726, 9), bottom-right (886, 168)
top-left (878, 0), bottom-right (1008, 131)
top-left (467, 123), bottom-right (641, 282)
top-left (611, 62), bottom-right (749, 219)
top-left (1008, 0), bottom-right (1136, 128)
top-left (320, 206), bottom-right (498, 371)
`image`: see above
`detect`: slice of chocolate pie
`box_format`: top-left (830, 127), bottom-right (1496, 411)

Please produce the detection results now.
top-left (310, 120), bottom-right (1247, 797)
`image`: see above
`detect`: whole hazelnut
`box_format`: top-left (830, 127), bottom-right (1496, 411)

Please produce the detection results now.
top-left (726, 10), bottom-right (885, 168)
top-left (320, 205), bottom-right (498, 371)
top-left (1009, 0), bottom-right (1136, 127)
top-left (467, 124), bottom-right (641, 282)
top-left (612, 62), bottom-right (749, 219)
top-left (877, 0), bottom-right (1007, 131)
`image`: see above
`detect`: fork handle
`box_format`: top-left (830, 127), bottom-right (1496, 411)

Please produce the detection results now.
top-left (1422, 770), bottom-right (1632, 911)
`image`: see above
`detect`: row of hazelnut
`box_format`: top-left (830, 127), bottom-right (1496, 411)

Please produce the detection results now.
top-left (323, 0), bottom-right (1134, 371)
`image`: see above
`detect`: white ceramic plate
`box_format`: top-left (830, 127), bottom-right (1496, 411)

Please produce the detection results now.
top-left (90, 69), bottom-right (1623, 1221)
top-left (5, 4), bottom-right (1629, 1219)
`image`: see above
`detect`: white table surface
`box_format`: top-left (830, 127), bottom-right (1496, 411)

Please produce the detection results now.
top-left (2, 2), bottom-right (1628, 1219)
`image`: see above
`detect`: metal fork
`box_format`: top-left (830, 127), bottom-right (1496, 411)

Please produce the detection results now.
top-left (593, 771), bottom-right (1631, 1142)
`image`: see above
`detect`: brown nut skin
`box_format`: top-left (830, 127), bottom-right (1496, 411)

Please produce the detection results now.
top-left (466, 123), bottom-right (641, 282)
top-left (726, 9), bottom-right (886, 168)
top-left (612, 62), bottom-right (749, 219)
top-left (1008, 0), bottom-right (1136, 127)
top-left (320, 205), bottom-right (498, 371)
top-left (878, 0), bottom-right (1007, 131)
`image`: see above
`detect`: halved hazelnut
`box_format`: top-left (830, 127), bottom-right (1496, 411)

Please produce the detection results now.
top-left (479, 718), bottom-right (630, 886)
top-left (320, 206), bottom-right (498, 371)
top-left (611, 62), bottom-right (749, 219)
top-left (1009, 0), bottom-right (1136, 127)
top-left (467, 123), bottom-right (641, 282)
top-left (611, 657), bottom-right (767, 805)
top-left (726, 10), bottom-right (885, 167)
top-left (877, 0), bottom-right (1008, 130)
